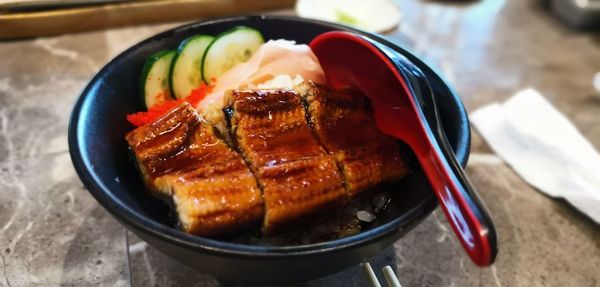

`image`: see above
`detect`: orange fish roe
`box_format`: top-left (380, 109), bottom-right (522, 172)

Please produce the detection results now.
top-left (127, 81), bottom-right (214, 127)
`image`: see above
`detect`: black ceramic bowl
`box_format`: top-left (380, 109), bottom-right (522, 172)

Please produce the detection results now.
top-left (68, 16), bottom-right (470, 283)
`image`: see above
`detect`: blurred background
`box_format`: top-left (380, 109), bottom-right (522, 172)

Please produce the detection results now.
top-left (1, 0), bottom-right (600, 38)
top-left (0, 0), bottom-right (599, 286)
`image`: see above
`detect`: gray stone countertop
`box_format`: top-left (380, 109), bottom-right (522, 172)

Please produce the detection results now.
top-left (1, 0), bottom-right (599, 286)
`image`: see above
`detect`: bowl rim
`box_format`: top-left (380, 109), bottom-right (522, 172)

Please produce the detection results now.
top-left (68, 15), bottom-right (469, 258)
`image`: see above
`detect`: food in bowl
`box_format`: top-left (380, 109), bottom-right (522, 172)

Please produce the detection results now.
top-left (124, 26), bottom-right (410, 242)
top-left (69, 17), bottom-right (471, 283)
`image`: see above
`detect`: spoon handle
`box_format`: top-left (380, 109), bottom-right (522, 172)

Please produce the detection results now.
top-left (417, 134), bottom-right (497, 266)
top-left (374, 105), bottom-right (497, 266)
top-left (386, 49), bottom-right (498, 266)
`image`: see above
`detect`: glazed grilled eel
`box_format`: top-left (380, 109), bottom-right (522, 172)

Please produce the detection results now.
top-left (125, 103), bottom-right (264, 236)
top-left (126, 83), bottom-right (408, 236)
top-left (226, 90), bottom-right (347, 234)
top-left (295, 82), bottom-right (409, 197)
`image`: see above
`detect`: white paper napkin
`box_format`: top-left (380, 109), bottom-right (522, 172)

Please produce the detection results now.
top-left (471, 89), bottom-right (600, 224)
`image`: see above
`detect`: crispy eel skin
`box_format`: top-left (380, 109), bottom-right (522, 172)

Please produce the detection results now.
top-left (125, 103), bottom-right (264, 236)
top-left (295, 81), bottom-right (409, 197)
top-left (226, 90), bottom-right (347, 234)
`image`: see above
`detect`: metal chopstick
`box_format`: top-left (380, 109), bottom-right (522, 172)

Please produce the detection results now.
top-left (361, 262), bottom-right (382, 287)
top-left (382, 266), bottom-right (402, 287)
top-left (361, 262), bottom-right (402, 287)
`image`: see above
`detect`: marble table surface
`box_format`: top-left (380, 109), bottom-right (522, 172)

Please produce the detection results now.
top-left (1, 0), bottom-right (599, 286)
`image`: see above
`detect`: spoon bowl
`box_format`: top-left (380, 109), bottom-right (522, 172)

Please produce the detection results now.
top-left (310, 31), bottom-right (498, 266)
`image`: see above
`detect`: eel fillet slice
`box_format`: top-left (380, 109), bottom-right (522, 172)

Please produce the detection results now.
top-left (295, 81), bottom-right (409, 197)
top-left (227, 90), bottom-right (347, 234)
top-left (125, 103), bottom-right (264, 236)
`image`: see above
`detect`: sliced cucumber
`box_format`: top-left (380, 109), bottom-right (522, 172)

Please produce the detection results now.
top-left (201, 26), bottom-right (264, 82)
top-left (140, 50), bottom-right (176, 109)
top-left (170, 35), bottom-right (214, 99)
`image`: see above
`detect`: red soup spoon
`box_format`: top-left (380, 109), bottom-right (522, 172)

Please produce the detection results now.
top-left (310, 31), bottom-right (497, 266)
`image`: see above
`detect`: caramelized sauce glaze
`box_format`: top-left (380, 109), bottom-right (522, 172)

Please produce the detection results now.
top-left (125, 103), bottom-right (264, 236)
top-left (296, 81), bottom-right (409, 197)
top-left (228, 90), bottom-right (347, 234)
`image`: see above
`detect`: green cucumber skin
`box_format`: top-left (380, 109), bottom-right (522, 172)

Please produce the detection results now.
top-left (169, 34), bottom-right (214, 99)
top-left (201, 26), bottom-right (264, 83)
top-left (139, 50), bottom-right (176, 110)
top-left (140, 26), bottom-right (264, 109)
